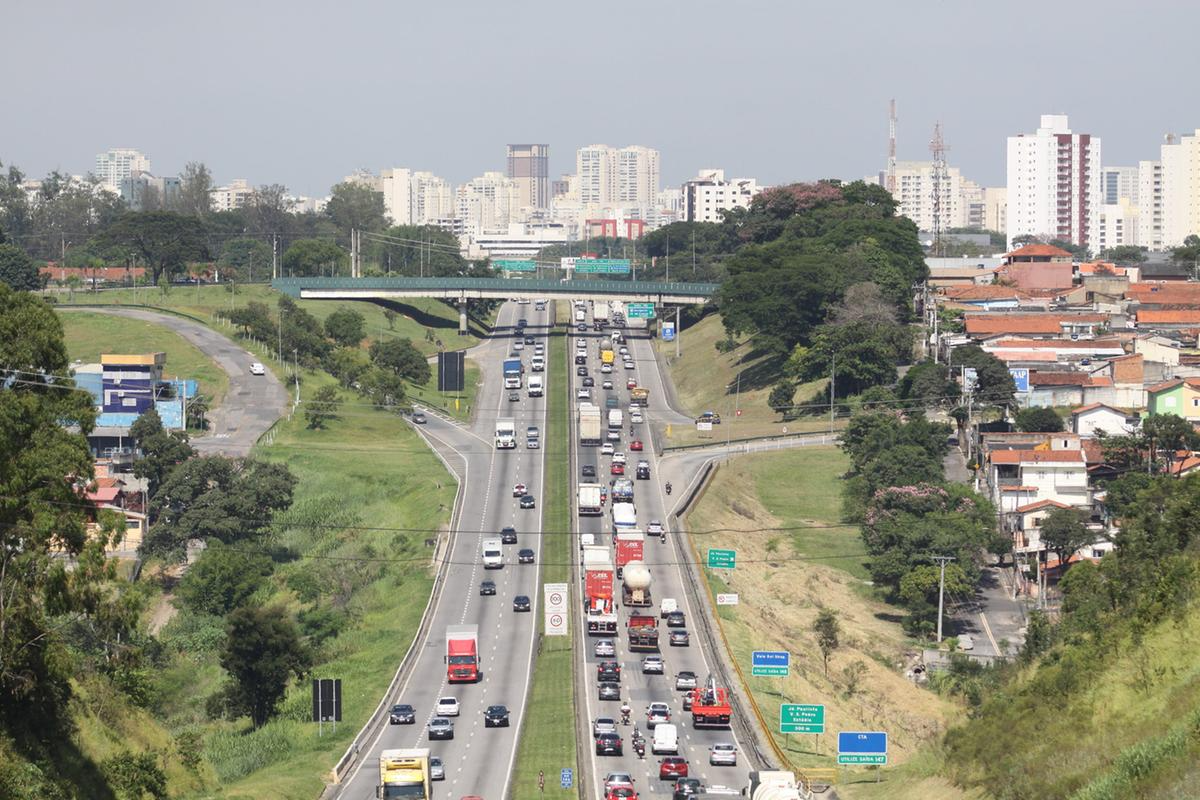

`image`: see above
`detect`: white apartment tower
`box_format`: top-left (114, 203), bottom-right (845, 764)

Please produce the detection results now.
top-left (1101, 166), bottom-right (1138, 205)
top-left (1137, 160), bottom-right (1163, 250)
top-left (576, 144), bottom-right (660, 207)
top-left (615, 146), bottom-right (661, 207)
top-left (1160, 130), bottom-right (1200, 248)
top-left (456, 171), bottom-right (521, 234)
top-left (1006, 115), bottom-right (1101, 251)
top-left (94, 148), bottom-right (151, 189)
top-left (681, 169), bottom-right (761, 223)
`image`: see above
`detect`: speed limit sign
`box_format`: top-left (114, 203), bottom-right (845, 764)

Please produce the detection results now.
top-left (544, 583), bottom-right (568, 613)
top-left (546, 612), bottom-right (567, 635)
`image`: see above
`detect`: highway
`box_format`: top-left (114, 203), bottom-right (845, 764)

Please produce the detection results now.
top-left (336, 301), bottom-right (549, 799)
top-left (568, 306), bottom-right (753, 799)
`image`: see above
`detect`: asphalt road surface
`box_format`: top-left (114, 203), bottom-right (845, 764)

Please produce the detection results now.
top-left (58, 306), bottom-right (288, 457)
top-left (568, 311), bottom-right (753, 800)
top-left (335, 301), bottom-right (549, 800)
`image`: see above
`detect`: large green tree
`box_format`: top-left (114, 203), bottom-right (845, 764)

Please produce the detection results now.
top-left (219, 237), bottom-right (272, 281)
top-left (176, 542), bottom-right (274, 616)
top-left (1039, 507), bottom-right (1092, 571)
top-left (178, 161), bottom-right (214, 216)
top-left (219, 605), bottom-right (311, 728)
top-left (324, 307), bottom-right (365, 348)
top-left (96, 211), bottom-right (209, 283)
top-left (369, 337), bottom-right (431, 385)
top-left (0, 242), bottom-right (39, 290)
top-left (1015, 407), bottom-right (1064, 433)
top-left (949, 344), bottom-right (1016, 408)
top-left (372, 225), bottom-right (465, 277)
top-left (325, 182), bottom-right (389, 242)
top-left (305, 385), bottom-right (343, 430)
top-left (282, 238), bottom-right (347, 277)
top-left (130, 408), bottom-right (196, 497)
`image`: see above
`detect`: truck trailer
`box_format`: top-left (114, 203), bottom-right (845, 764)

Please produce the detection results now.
top-left (377, 748), bottom-right (431, 800)
top-left (578, 403), bottom-right (602, 446)
top-left (503, 358), bottom-right (522, 389)
top-left (627, 613), bottom-right (659, 652)
top-left (445, 626), bottom-right (479, 682)
top-left (578, 483), bottom-right (604, 516)
top-left (583, 545), bottom-right (617, 634)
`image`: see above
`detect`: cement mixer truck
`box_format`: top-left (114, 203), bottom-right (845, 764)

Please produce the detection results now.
top-left (622, 560), bottom-right (652, 607)
top-left (745, 771), bottom-right (813, 800)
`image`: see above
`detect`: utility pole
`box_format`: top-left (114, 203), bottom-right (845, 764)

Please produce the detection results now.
top-left (293, 350), bottom-right (300, 407)
top-left (829, 354), bottom-right (836, 433)
top-left (665, 236), bottom-right (670, 282)
top-left (674, 306), bottom-right (681, 359)
top-left (933, 555), bottom-right (956, 642)
top-left (272, 234), bottom-right (279, 279)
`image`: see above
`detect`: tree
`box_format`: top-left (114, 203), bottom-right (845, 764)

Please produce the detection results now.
top-left (219, 605), bottom-right (311, 728)
top-left (372, 225), bottom-right (466, 277)
top-left (813, 608), bottom-right (840, 675)
top-left (1015, 407), bottom-right (1064, 433)
top-left (1039, 507), bottom-right (1092, 572)
top-left (1143, 414), bottom-right (1200, 471)
top-left (383, 308), bottom-right (399, 330)
top-left (324, 307), bottom-right (365, 348)
top-left (185, 392), bottom-right (210, 430)
top-left (282, 238), bottom-right (347, 277)
top-left (0, 243), bottom-right (39, 290)
top-left (279, 295), bottom-right (330, 364)
top-left (97, 211), bottom-right (209, 283)
top-left (898, 563), bottom-right (973, 636)
top-left (357, 367), bottom-right (406, 408)
top-left (325, 346), bottom-right (371, 388)
top-left (369, 337), bottom-right (431, 385)
top-left (178, 161), bottom-right (214, 216)
top-left (1099, 244), bottom-right (1147, 265)
top-left (1169, 234), bottom-right (1200, 266)
top-left (130, 408), bottom-right (195, 497)
top-left (219, 237), bottom-right (272, 281)
top-left (225, 300), bottom-right (276, 341)
top-left (241, 184), bottom-right (294, 238)
top-left (176, 542), bottom-right (274, 616)
top-left (305, 385), bottom-right (343, 430)
top-left (325, 182), bottom-right (390, 241)
top-left (899, 360), bottom-right (957, 408)
top-left (950, 344), bottom-right (1016, 408)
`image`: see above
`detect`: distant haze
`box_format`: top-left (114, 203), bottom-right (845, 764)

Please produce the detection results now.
top-left (4, 0), bottom-right (1197, 195)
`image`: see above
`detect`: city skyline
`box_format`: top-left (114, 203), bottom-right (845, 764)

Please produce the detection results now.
top-left (5, 0), bottom-right (1198, 197)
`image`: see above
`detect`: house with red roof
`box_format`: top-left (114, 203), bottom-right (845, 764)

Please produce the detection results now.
top-left (986, 447), bottom-right (1089, 512)
top-left (1146, 377), bottom-right (1200, 420)
top-left (963, 312), bottom-right (1108, 339)
top-left (995, 244), bottom-right (1075, 290)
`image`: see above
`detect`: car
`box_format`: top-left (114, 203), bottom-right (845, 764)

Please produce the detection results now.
top-left (624, 360), bottom-right (635, 370)
top-left (601, 363), bottom-right (613, 374)
top-left (709, 743), bottom-right (737, 766)
top-left (646, 701), bottom-right (671, 727)
top-left (631, 410), bottom-right (644, 424)
top-left (642, 655), bottom-right (665, 674)
top-left (436, 697), bottom-right (460, 716)
top-left (630, 440), bottom-right (644, 451)
top-left (249, 362), bottom-right (266, 375)
top-left (388, 703), bottom-right (416, 724)
top-left (577, 388), bottom-right (591, 400)
top-left (593, 717), bottom-right (618, 738)
top-left (518, 318), bottom-right (529, 328)
top-left (512, 483), bottom-right (527, 498)
top-left (602, 443), bottom-right (615, 456)
top-left (524, 335), bottom-right (536, 345)
top-left (666, 611), bottom-right (686, 628)
top-left (599, 681), bottom-right (621, 701)
top-left (484, 704), bottom-right (511, 727)
top-left (429, 756), bottom-right (445, 780)
top-left (606, 396), bottom-right (620, 409)
top-left (603, 379), bottom-right (614, 390)
top-left (501, 526), bottom-right (518, 543)
top-left (596, 732), bottom-right (623, 756)
top-left (582, 464), bottom-right (597, 478)
top-left (607, 787), bottom-right (638, 800)
top-left (508, 391), bottom-right (520, 402)
top-left (611, 462), bottom-right (625, 476)
top-left (598, 661), bottom-right (621, 682)
top-left (479, 580), bottom-right (496, 596)
top-left (527, 436), bottom-right (539, 449)
top-left (607, 429), bottom-right (621, 442)
top-left (520, 494), bottom-right (536, 509)
top-left (428, 717), bottom-right (454, 740)
top-left (513, 341), bottom-right (524, 351)
top-left (594, 639), bottom-right (616, 657)
top-left (627, 378), bottom-right (638, 389)
top-left (603, 773), bottom-right (635, 793)
top-left (682, 693), bottom-right (693, 711)
top-left (534, 343), bottom-right (545, 354)
top-left (612, 452), bottom-right (627, 464)
top-left (636, 463), bottom-right (650, 480)
top-left (518, 547), bottom-right (535, 564)
top-left (675, 671), bottom-right (697, 690)
top-left (669, 629), bottom-right (690, 647)
top-left (578, 323), bottom-right (588, 332)
top-left (698, 411), bottom-right (722, 424)
top-left (583, 376), bottom-right (595, 387)
top-left (411, 412), bottom-right (427, 424)
top-left (647, 521), bottom-right (664, 535)
top-left (958, 633), bottom-right (975, 651)
top-left (576, 354), bottom-right (588, 365)
top-left (659, 757), bottom-right (688, 780)
top-left (619, 346), bottom-right (629, 355)
top-left (512, 595), bottom-right (531, 612)
top-left (672, 778), bottom-right (702, 800)
top-left (535, 301), bottom-right (546, 310)
top-left (577, 365), bottom-right (589, 376)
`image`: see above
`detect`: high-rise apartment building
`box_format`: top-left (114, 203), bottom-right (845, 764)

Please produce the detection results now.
top-left (681, 169), bottom-right (761, 223)
top-left (1160, 130), bottom-right (1200, 249)
top-left (1006, 114), bottom-right (1101, 251)
top-left (576, 144), bottom-right (660, 207)
top-left (1098, 199), bottom-right (1139, 253)
top-left (506, 144), bottom-right (550, 209)
top-left (1137, 160), bottom-right (1163, 250)
top-left (456, 171), bottom-right (521, 233)
top-left (1101, 166), bottom-right (1138, 205)
top-left (359, 168), bottom-right (453, 226)
top-left (577, 145), bottom-right (617, 205)
top-left (884, 160), bottom-right (966, 233)
top-left (984, 187), bottom-right (1008, 234)
top-left (210, 179), bottom-right (254, 212)
top-left (94, 148), bottom-right (151, 189)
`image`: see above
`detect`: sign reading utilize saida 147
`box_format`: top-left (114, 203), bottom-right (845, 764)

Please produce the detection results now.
top-left (838, 731), bottom-right (888, 765)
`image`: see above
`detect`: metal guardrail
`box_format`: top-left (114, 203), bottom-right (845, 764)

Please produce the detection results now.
top-left (274, 276), bottom-right (718, 297)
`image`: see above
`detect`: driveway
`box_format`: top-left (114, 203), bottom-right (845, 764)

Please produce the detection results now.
top-left (59, 307), bottom-right (289, 457)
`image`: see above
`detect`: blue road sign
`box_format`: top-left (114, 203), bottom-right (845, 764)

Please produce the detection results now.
top-left (662, 322), bottom-right (676, 341)
top-left (838, 731), bottom-right (888, 765)
top-left (752, 650), bottom-right (790, 676)
top-left (1009, 368), bottom-right (1030, 393)
top-left (560, 768), bottom-right (573, 789)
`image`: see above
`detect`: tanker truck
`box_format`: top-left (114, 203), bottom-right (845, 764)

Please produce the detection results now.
top-left (621, 560), bottom-right (652, 607)
top-left (746, 771), bottom-right (812, 800)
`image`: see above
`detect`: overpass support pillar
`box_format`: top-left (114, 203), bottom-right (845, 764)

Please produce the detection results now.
top-left (458, 301), bottom-right (468, 336)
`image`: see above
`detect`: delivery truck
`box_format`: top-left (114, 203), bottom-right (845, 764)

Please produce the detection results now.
top-left (503, 357), bottom-right (523, 389)
top-left (616, 530), bottom-right (645, 571)
top-left (578, 483), bottom-right (604, 516)
top-left (583, 546), bottom-right (617, 634)
top-left (578, 403), bottom-right (602, 446)
top-left (445, 625), bottom-right (479, 682)
top-left (527, 374), bottom-right (544, 397)
top-left (495, 418), bottom-right (516, 449)
top-left (377, 748), bottom-right (431, 800)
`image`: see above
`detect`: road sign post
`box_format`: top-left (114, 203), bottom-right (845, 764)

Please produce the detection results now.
top-left (706, 548), bottom-right (736, 569)
top-left (752, 650), bottom-right (790, 677)
top-left (560, 768), bottom-right (573, 789)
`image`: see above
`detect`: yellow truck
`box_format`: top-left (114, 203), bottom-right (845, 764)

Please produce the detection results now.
top-left (378, 748), bottom-right (431, 800)
top-left (630, 386), bottom-right (650, 407)
top-left (601, 348), bottom-right (615, 366)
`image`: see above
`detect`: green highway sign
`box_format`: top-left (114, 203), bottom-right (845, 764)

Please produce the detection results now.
top-left (575, 258), bottom-right (631, 274)
top-left (626, 302), bottom-right (656, 319)
top-left (495, 259), bottom-right (536, 272)
top-left (706, 548), bottom-right (736, 569)
top-left (781, 703), bottom-right (824, 734)
top-left (837, 754), bottom-right (887, 765)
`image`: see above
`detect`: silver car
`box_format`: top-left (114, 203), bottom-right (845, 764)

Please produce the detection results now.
top-left (675, 671), bottom-right (697, 690)
top-left (594, 639), bottom-right (616, 657)
top-left (430, 756), bottom-right (445, 780)
top-left (642, 655), bottom-right (665, 674)
top-left (709, 743), bottom-right (737, 766)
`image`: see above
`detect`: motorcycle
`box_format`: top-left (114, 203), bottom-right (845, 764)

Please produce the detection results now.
top-left (660, 532), bottom-right (666, 544)
top-left (620, 708), bottom-right (631, 726)
top-left (665, 482), bottom-right (673, 496)
top-left (633, 736), bottom-right (645, 758)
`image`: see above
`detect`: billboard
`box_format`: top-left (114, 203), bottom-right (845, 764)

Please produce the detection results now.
top-left (437, 351), bottom-right (465, 392)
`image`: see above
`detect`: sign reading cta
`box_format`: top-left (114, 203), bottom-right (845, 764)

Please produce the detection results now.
top-left (837, 731), bottom-right (888, 765)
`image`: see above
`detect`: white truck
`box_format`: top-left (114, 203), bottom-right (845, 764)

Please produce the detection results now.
top-left (481, 538), bottom-right (503, 569)
top-left (593, 301), bottom-right (610, 326)
top-left (579, 403), bottom-right (602, 446)
top-left (608, 408), bottom-right (623, 430)
top-left (575, 306), bottom-right (587, 323)
top-left (612, 502), bottom-right (637, 532)
top-left (495, 418), bottom-right (516, 449)
top-left (527, 374), bottom-right (544, 397)
top-left (578, 483), bottom-right (604, 516)
top-left (747, 771), bottom-right (812, 800)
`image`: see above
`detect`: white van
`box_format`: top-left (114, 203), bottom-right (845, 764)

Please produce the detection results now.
top-left (482, 538), bottom-right (503, 569)
top-left (660, 598), bottom-right (678, 618)
top-left (652, 723), bottom-right (679, 754)
top-left (531, 355), bottom-right (545, 372)
top-left (528, 375), bottom-right (544, 397)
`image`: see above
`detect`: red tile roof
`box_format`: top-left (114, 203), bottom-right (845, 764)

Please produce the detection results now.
top-left (964, 313), bottom-right (1108, 335)
top-left (1137, 309), bottom-right (1200, 324)
top-left (1016, 499), bottom-right (1073, 513)
top-left (1029, 371), bottom-right (1112, 387)
top-left (86, 487), bottom-right (121, 503)
top-left (989, 449), bottom-right (1086, 465)
top-left (942, 285), bottom-right (1031, 301)
top-left (1005, 243), bottom-right (1074, 259)
top-left (1147, 378), bottom-right (1200, 394)
top-left (988, 338), bottom-right (1125, 350)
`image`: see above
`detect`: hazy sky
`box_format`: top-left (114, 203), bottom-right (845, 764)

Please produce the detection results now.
top-left (5, 0), bottom-right (1199, 197)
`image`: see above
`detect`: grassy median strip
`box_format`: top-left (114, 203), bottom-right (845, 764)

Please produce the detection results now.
top-left (512, 316), bottom-right (578, 800)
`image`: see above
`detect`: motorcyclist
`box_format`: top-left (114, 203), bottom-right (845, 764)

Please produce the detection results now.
top-left (620, 700), bottom-right (632, 725)
top-left (665, 481), bottom-right (673, 495)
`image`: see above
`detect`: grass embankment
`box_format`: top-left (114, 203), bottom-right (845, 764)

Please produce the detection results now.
top-left (57, 283), bottom-right (489, 355)
top-left (654, 315), bottom-right (837, 445)
top-left (686, 447), bottom-right (965, 797)
top-left (58, 310), bottom-right (230, 409)
top-left (144, 367), bottom-right (453, 797)
top-left (512, 305), bottom-right (577, 800)
top-left (408, 359), bottom-right (482, 422)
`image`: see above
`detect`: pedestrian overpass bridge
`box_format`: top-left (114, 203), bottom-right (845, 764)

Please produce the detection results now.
top-left (272, 276), bottom-right (717, 331)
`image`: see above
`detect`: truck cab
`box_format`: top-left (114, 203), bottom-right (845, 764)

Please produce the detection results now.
top-left (378, 748), bottom-right (431, 800)
top-left (445, 626), bottom-right (479, 683)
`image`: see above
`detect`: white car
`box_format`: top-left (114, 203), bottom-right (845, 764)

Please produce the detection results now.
top-left (641, 655), bottom-right (665, 674)
top-left (601, 443), bottom-right (615, 456)
top-left (675, 671), bottom-right (697, 690)
top-left (249, 362), bottom-right (266, 375)
top-left (612, 452), bottom-right (627, 465)
top-left (709, 743), bottom-right (738, 766)
top-left (957, 634), bottom-right (975, 651)
top-left (435, 697), bottom-right (460, 716)
top-left (647, 521), bottom-right (664, 535)
top-left (513, 341), bottom-right (524, 351)
top-left (602, 379), bottom-right (614, 390)
top-left (646, 701), bottom-right (671, 727)
top-left (601, 363), bottom-right (613, 374)
top-left (630, 410), bottom-right (644, 424)
top-left (430, 756), bottom-right (445, 780)
top-left (593, 717), bottom-right (617, 738)
top-left (624, 360), bottom-right (635, 370)
top-left (594, 639), bottom-right (616, 657)
top-left (619, 346), bottom-right (629, 355)
top-left (577, 388), bottom-right (591, 400)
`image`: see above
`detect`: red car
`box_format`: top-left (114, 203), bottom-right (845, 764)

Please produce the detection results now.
top-left (627, 378), bottom-right (638, 389)
top-left (630, 440), bottom-right (643, 451)
top-left (659, 758), bottom-right (688, 780)
top-left (512, 483), bottom-right (527, 497)
top-left (607, 788), bottom-right (638, 800)
top-left (611, 462), bottom-right (625, 476)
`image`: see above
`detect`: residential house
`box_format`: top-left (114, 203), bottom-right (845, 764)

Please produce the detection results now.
top-left (1025, 370), bottom-right (1113, 409)
top-left (963, 312), bottom-right (1109, 340)
top-left (78, 476), bottom-right (146, 556)
top-left (1011, 499), bottom-right (1073, 556)
top-left (1146, 377), bottom-right (1200, 420)
top-left (1070, 403), bottom-right (1140, 437)
top-left (986, 448), bottom-right (1089, 512)
top-left (995, 244), bottom-right (1075, 290)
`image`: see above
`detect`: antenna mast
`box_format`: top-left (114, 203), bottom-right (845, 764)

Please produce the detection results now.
top-left (929, 122), bottom-right (950, 257)
top-left (886, 99), bottom-right (897, 195)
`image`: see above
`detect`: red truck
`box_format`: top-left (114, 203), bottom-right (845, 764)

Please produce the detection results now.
top-left (584, 546), bottom-right (617, 635)
top-left (627, 614), bottom-right (659, 652)
top-left (615, 531), bottom-right (645, 571)
top-left (689, 676), bottom-right (732, 727)
top-left (446, 625), bottom-right (480, 682)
